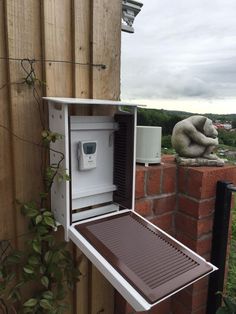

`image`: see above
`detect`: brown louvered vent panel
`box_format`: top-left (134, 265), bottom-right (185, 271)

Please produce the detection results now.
top-left (76, 211), bottom-right (213, 304)
top-left (113, 113), bottom-right (134, 209)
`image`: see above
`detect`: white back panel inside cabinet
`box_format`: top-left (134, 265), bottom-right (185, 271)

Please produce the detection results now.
top-left (70, 116), bottom-right (119, 211)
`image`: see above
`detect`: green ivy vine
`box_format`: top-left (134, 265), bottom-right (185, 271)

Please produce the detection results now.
top-left (0, 132), bottom-right (80, 313)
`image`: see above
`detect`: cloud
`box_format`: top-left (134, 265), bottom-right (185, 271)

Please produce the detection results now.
top-left (121, 0), bottom-right (236, 112)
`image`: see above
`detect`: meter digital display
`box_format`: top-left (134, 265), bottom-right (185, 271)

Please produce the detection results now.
top-left (78, 141), bottom-right (97, 170)
top-left (83, 143), bottom-right (96, 155)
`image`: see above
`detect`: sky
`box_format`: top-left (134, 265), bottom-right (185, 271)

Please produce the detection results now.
top-left (121, 0), bottom-right (236, 114)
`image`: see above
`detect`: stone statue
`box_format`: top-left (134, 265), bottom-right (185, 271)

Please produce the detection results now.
top-left (171, 115), bottom-right (224, 166)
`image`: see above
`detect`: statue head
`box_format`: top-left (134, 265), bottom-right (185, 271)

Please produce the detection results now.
top-left (203, 118), bottom-right (218, 138)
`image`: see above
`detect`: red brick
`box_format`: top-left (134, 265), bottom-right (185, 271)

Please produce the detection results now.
top-left (176, 232), bottom-right (196, 251)
top-left (153, 195), bottom-right (176, 215)
top-left (147, 166), bottom-right (162, 196)
top-left (186, 166), bottom-right (236, 199)
top-left (162, 164), bottom-right (176, 193)
top-left (161, 155), bottom-right (175, 163)
top-left (135, 199), bottom-right (153, 217)
top-left (198, 216), bottom-right (213, 237)
top-left (186, 277), bottom-right (209, 295)
top-left (178, 166), bottom-right (188, 193)
top-left (173, 288), bottom-right (208, 311)
top-left (171, 298), bottom-right (192, 314)
top-left (196, 235), bottom-right (212, 255)
top-left (150, 213), bottom-right (173, 232)
top-left (175, 213), bottom-right (213, 239)
top-left (178, 195), bottom-right (215, 219)
top-left (135, 166), bottom-right (147, 199)
top-left (175, 232), bottom-right (212, 255)
top-left (175, 213), bottom-right (198, 238)
top-left (150, 299), bottom-right (171, 314)
top-left (193, 306), bottom-right (207, 314)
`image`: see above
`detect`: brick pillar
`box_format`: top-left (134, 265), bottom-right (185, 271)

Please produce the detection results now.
top-left (115, 158), bottom-right (236, 314)
top-left (173, 165), bottom-right (236, 314)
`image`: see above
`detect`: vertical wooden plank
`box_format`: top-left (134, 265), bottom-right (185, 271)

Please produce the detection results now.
top-left (4, 0), bottom-right (44, 245)
top-left (92, 0), bottom-right (122, 116)
top-left (42, 1), bottom-right (74, 313)
top-left (0, 0), bottom-right (15, 242)
top-left (90, 0), bottom-right (122, 313)
top-left (42, 0), bottom-right (73, 97)
top-left (72, 0), bottom-right (92, 117)
top-left (72, 0), bottom-right (92, 313)
top-left (73, 0), bottom-right (92, 100)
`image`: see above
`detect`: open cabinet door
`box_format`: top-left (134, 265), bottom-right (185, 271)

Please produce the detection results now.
top-left (45, 98), bottom-right (217, 312)
top-left (69, 210), bottom-right (216, 312)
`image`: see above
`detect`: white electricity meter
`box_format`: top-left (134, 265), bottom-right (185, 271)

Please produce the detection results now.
top-left (78, 141), bottom-right (97, 170)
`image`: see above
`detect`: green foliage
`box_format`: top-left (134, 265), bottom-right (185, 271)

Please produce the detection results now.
top-left (0, 202), bottom-right (80, 314)
top-left (41, 130), bottom-right (62, 146)
top-left (216, 293), bottom-right (236, 314)
top-left (0, 131), bottom-right (79, 314)
top-left (218, 130), bottom-right (236, 147)
top-left (137, 108), bottom-right (182, 135)
top-left (232, 119), bottom-right (236, 129)
top-left (226, 205), bottom-right (236, 297)
top-left (162, 135), bottom-right (172, 149)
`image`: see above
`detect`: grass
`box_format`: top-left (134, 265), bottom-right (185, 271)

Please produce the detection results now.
top-left (226, 204), bottom-right (236, 297)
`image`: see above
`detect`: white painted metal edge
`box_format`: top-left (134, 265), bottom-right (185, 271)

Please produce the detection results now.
top-left (72, 204), bottom-right (119, 222)
top-left (132, 107), bottom-right (137, 211)
top-left (43, 97), bottom-right (145, 107)
top-left (71, 209), bottom-right (131, 226)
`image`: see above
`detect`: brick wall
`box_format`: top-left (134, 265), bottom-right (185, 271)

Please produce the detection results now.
top-left (115, 156), bottom-right (236, 314)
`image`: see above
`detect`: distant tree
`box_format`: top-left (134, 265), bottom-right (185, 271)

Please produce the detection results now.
top-left (218, 129), bottom-right (236, 147)
top-left (137, 109), bottom-right (182, 135)
top-left (232, 119), bottom-right (236, 129)
top-left (162, 135), bottom-right (172, 148)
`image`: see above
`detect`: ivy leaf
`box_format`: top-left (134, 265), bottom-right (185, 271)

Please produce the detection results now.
top-left (23, 298), bottom-right (38, 307)
top-left (43, 216), bottom-right (56, 228)
top-left (39, 265), bottom-right (46, 275)
top-left (28, 255), bottom-right (40, 266)
top-left (35, 215), bottom-right (42, 224)
top-left (43, 211), bottom-right (53, 217)
top-left (44, 250), bottom-right (53, 263)
top-left (41, 130), bottom-right (49, 138)
top-left (6, 251), bottom-right (23, 264)
top-left (39, 298), bottom-right (52, 310)
top-left (42, 290), bottom-right (53, 300)
top-left (26, 209), bottom-right (39, 218)
top-left (32, 240), bottom-right (41, 254)
top-left (23, 266), bottom-right (34, 274)
top-left (41, 276), bottom-right (49, 288)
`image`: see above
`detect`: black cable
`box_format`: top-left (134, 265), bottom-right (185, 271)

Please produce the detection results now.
top-left (0, 56), bottom-right (106, 69)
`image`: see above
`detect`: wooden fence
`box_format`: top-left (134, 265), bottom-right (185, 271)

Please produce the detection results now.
top-left (0, 0), bottom-right (122, 313)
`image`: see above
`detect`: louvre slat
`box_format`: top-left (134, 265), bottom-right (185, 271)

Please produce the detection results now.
top-left (76, 211), bottom-right (213, 303)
